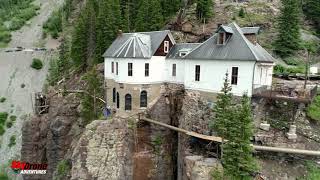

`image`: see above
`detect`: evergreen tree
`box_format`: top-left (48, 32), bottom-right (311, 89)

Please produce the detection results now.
top-left (303, 0), bottom-right (320, 34)
top-left (211, 73), bottom-right (257, 179)
top-left (196, 0), bottom-right (213, 21)
top-left (149, 0), bottom-right (164, 31)
top-left (274, 0), bottom-right (301, 57)
top-left (135, 0), bottom-right (150, 31)
top-left (81, 67), bottom-right (104, 124)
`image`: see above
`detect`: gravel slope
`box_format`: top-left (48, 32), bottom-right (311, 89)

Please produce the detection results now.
top-left (0, 0), bottom-right (64, 168)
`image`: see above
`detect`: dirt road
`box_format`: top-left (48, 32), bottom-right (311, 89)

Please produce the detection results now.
top-left (0, 0), bottom-right (64, 167)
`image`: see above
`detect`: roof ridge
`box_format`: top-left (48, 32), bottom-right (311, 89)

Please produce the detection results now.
top-left (183, 34), bottom-right (217, 59)
top-left (230, 22), bottom-right (260, 60)
top-left (122, 30), bottom-right (170, 35)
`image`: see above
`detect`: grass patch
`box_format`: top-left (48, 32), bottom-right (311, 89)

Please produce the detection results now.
top-left (0, 97), bottom-right (6, 103)
top-left (8, 135), bottom-right (16, 148)
top-left (56, 160), bottom-right (70, 177)
top-left (31, 58), bottom-right (43, 70)
top-left (307, 96), bottom-right (320, 121)
top-left (299, 162), bottom-right (320, 179)
top-left (0, 112), bottom-right (8, 126)
top-left (273, 64), bottom-right (305, 75)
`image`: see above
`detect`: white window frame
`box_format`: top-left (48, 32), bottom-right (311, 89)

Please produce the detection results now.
top-left (164, 41), bottom-right (169, 53)
top-left (179, 52), bottom-right (187, 57)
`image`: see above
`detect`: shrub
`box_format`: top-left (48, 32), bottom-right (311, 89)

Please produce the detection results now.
top-left (10, 115), bottom-right (17, 122)
top-left (239, 8), bottom-right (245, 18)
top-left (31, 58), bottom-right (43, 70)
top-left (307, 96), bottom-right (320, 121)
top-left (8, 135), bottom-right (16, 147)
top-left (57, 160), bottom-right (70, 177)
top-left (0, 97), bottom-right (6, 103)
top-left (6, 121), bottom-right (12, 128)
top-left (0, 112), bottom-right (8, 126)
top-left (0, 125), bottom-right (5, 136)
top-left (43, 10), bottom-right (62, 39)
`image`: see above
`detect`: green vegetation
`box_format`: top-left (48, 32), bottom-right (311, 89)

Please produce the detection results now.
top-left (307, 96), bottom-right (320, 121)
top-left (8, 135), bottom-right (16, 148)
top-left (273, 64), bottom-right (305, 75)
top-left (238, 7), bottom-right (245, 18)
top-left (0, 97), bottom-right (6, 103)
top-left (196, 0), bottom-right (213, 20)
top-left (0, 0), bottom-right (39, 45)
top-left (274, 0), bottom-right (301, 57)
top-left (6, 121), bottom-right (13, 128)
top-left (43, 10), bottom-right (62, 39)
top-left (0, 125), bottom-right (5, 136)
top-left (30, 58), bottom-right (43, 70)
top-left (211, 73), bottom-right (257, 179)
top-left (0, 172), bottom-right (9, 180)
top-left (0, 112), bottom-right (8, 126)
top-left (303, 0), bottom-right (320, 35)
top-left (81, 67), bottom-right (104, 125)
top-left (10, 115), bottom-right (17, 122)
top-left (298, 162), bottom-right (320, 180)
top-left (56, 160), bottom-right (70, 178)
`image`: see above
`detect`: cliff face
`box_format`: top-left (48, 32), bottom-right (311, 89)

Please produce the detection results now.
top-left (21, 91), bottom-right (83, 180)
top-left (71, 119), bottom-right (134, 180)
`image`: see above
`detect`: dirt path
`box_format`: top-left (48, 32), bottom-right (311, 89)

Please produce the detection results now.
top-left (0, 0), bottom-right (64, 167)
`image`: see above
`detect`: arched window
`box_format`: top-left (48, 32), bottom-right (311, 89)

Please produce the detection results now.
top-left (125, 94), bottom-right (132, 111)
top-left (116, 92), bottom-right (120, 108)
top-left (140, 91), bottom-right (147, 108)
top-left (112, 88), bottom-right (116, 103)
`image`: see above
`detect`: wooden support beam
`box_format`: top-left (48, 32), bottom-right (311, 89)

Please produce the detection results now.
top-left (140, 117), bottom-right (320, 156)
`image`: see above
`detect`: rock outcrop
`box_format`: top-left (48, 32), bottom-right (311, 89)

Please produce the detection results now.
top-left (71, 118), bottom-right (134, 180)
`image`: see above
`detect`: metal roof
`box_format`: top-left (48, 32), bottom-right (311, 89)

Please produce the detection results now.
top-left (184, 22), bottom-right (274, 62)
top-left (217, 25), bottom-right (234, 34)
top-left (241, 27), bottom-right (260, 34)
top-left (166, 43), bottom-right (201, 59)
top-left (103, 30), bottom-right (175, 58)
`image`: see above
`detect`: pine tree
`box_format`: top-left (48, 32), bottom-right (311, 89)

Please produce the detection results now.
top-left (274, 0), bottom-right (301, 57)
top-left (196, 0), bottom-right (213, 21)
top-left (135, 0), bottom-right (150, 31)
top-left (149, 0), bottom-right (164, 31)
top-left (211, 73), bottom-right (257, 179)
top-left (81, 67), bottom-right (104, 124)
top-left (303, 0), bottom-right (320, 34)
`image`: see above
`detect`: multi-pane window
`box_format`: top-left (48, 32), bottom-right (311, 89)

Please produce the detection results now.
top-left (164, 41), bottom-right (169, 53)
top-left (195, 65), bottom-right (200, 81)
top-left (145, 63), bottom-right (149, 77)
top-left (128, 63), bottom-right (133, 76)
top-left (111, 62), bottom-right (114, 73)
top-left (116, 62), bottom-right (118, 75)
top-left (172, 64), bottom-right (176, 77)
top-left (231, 67), bottom-right (238, 85)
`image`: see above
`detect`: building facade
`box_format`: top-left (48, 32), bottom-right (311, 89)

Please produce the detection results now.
top-left (104, 22), bottom-right (274, 112)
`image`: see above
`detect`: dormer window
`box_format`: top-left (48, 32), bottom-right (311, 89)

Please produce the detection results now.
top-left (217, 32), bottom-right (226, 45)
top-left (179, 52), bottom-right (187, 57)
top-left (164, 41), bottom-right (169, 53)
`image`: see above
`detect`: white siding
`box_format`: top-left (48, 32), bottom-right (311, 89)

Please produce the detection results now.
top-left (183, 59), bottom-right (256, 96)
top-left (105, 56), bottom-right (273, 97)
top-left (105, 56), bottom-right (166, 84)
top-left (253, 63), bottom-right (273, 88)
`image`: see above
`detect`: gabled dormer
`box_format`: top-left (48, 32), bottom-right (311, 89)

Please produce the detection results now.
top-left (216, 25), bottom-right (234, 45)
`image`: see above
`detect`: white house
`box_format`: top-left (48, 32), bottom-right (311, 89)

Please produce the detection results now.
top-left (103, 22), bottom-right (274, 111)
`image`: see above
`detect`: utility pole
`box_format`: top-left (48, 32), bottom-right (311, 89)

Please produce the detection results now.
top-left (304, 50), bottom-right (310, 90)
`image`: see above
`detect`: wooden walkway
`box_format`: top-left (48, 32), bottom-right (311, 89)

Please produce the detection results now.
top-left (140, 117), bottom-right (320, 156)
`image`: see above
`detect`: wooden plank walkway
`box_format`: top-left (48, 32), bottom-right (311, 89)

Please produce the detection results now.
top-left (140, 117), bottom-right (320, 156)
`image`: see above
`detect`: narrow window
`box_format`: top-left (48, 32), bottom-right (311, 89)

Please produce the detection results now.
top-left (128, 63), bottom-right (133, 76)
top-left (231, 67), bottom-right (238, 85)
top-left (112, 88), bottom-right (116, 103)
top-left (125, 94), bottom-right (132, 111)
top-left (111, 62), bottom-right (114, 73)
top-left (172, 64), bottom-right (176, 77)
top-left (145, 63), bottom-right (149, 77)
top-left (140, 91), bottom-right (148, 108)
top-left (164, 41), bottom-right (169, 53)
top-left (218, 33), bottom-right (225, 45)
top-left (116, 62), bottom-right (118, 75)
top-left (195, 65), bottom-right (200, 81)
top-left (116, 92), bottom-right (120, 108)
